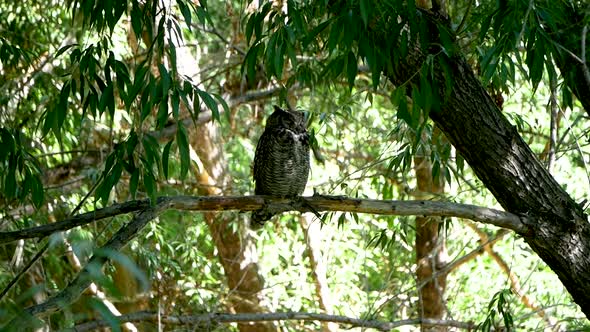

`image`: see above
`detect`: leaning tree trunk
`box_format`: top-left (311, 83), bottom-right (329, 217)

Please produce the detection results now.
top-left (380, 13), bottom-right (590, 317)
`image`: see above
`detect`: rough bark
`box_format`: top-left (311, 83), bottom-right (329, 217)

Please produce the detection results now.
top-left (384, 12), bottom-right (590, 317)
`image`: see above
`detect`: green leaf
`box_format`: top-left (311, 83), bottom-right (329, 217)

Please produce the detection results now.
top-left (0, 129), bottom-right (15, 158)
top-left (42, 107), bottom-right (56, 137)
top-left (346, 51), bottom-right (357, 90)
top-left (274, 37), bottom-right (285, 79)
top-left (157, 95), bottom-right (169, 129)
top-left (130, 3), bottom-right (143, 38)
top-left (213, 93), bottom-right (229, 121)
top-left (131, 62), bottom-right (149, 101)
top-left (98, 84), bottom-right (114, 116)
top-left (370, 51), bottom-right (381, 89)
top-left (129, 167), bottom-right (139, 199)
top-left (159, 64), bottom-right (170, 96)
top-left (286, 41), bottom-right (297, 69)
top-left (97, 160), bottom-right (122, 205)
top-left (246, 13), bottom-right (255, 45)
top-left (140, 89), bottom-right (152, 122)
top-left (162, 139), bottom-right (173, 179)
top-left (57, 82), bottom-right (70, 128)
top-left (171, 90), bottom-right (180, 119)
top-left (265, 33), bottom-right (277, 77)
top-left (437, 55), bottom-right (454, 100)
top-left (195, 2), bottom-right (212, 26)
top-left (177, 0), bottom-right (192, 30)
top-left (326, 18), bottom-right (342, 54)
top-left (193, 93), bottom-right (200, 116)
top-left (55, 44), bottom-right (78, 58)
top-left (529, 38), bottom-right (544, 91)
top-left (5, 167), bottom-right (16, 199)
top-left (243, 43), bottom-right (263, 84)
top-left (126, 131), bottom-right (138, 157)
top-left (197, 89), bottom-right (219, 122)
top-left (432, 160), bottom-right (440, 182)
top-left (143, 167), bottom-right (157, 204)
top-left (360, 0), bottom-right (369, 27)
top-left (303, 20), bottom-right (330, 49)
top-left (176, 122), bottom-right (190, 179)
top-left (400, 30), bottom-right (408, 58)
top-left (142, 134), bottom-right (161, 167)
top-left (561, 85), bottom-right (573, 110)
top-left (393, 87), bottom-right (411, 125)
top-left (479, 9), bottom-right (496, 43)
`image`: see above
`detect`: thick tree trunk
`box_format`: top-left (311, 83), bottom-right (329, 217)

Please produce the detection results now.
top-left (383, 15), bottom-right (590, 316)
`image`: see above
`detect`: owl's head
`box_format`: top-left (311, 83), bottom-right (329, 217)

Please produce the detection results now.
top-left (266, 105), bottom-right (306, 132)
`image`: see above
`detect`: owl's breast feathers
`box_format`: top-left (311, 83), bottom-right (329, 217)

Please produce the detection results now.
top-left (253, 126), bottom-right (310, 197)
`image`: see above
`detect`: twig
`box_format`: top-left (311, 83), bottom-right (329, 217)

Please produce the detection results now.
top-left (547, 74), bottom-right (558, 171)
top-left (0, 241), bottom-right (49, 302)
top-left (581, 25), bottom-right (590, 92)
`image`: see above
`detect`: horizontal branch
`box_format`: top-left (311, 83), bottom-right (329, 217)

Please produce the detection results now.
top-left (0, 199), bottom-right (151, 244)
top-left (68, 311), bottom-right (476, 331)
top-left (5, 195), bottom-right (527, 321)
top-left (0, 195), bottom-right (528, 244)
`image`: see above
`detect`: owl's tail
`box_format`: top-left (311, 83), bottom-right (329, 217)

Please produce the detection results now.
top-left (251, 210), bottom-right (273, 229)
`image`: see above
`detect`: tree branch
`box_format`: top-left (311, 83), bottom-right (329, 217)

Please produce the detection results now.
top-left (0, 199), bottom-right (152, 244)
top-left (67, 311), bottom-right (476, 331)
top-left (0, 195), bottom-right (528, 244)
top-left (150, 85), bottom-right (285, 141)
top-left (2, 194), bottom-right (527, 322)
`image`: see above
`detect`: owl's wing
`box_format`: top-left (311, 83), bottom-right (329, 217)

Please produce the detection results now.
top-left (253, 130), bottom-right (272, 195)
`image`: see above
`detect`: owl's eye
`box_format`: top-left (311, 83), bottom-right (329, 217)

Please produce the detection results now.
top-left (281, 116), bottom-right (295, 127)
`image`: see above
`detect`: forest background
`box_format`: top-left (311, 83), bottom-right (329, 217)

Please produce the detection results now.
top-left (1, 0), bottom-right (590, 331)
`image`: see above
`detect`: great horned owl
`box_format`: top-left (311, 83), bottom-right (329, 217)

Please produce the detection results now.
top-left (252, 105), bottom-right (310, 226)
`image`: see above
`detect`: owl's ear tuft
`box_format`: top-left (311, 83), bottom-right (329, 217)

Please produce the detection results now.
top-left (273, 105), bottom-right (285, 113)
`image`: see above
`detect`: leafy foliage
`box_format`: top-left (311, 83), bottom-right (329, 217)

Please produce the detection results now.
top-left (478, 289), bottom-right (514, 331)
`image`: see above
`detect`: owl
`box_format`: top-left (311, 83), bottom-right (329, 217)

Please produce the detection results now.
top-left (252, 105), bottom-right (311, 226)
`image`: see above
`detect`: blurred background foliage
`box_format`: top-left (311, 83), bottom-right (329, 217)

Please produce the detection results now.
top-left (0, 0), bottom-right (589, 331)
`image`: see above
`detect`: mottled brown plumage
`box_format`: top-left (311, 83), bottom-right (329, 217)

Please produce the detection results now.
top-left (252, 106), bottom-right (310, 226)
